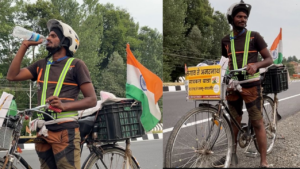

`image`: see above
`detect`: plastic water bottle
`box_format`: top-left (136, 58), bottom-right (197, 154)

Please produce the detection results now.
top-left (12, 26), bottom-right (47, 45)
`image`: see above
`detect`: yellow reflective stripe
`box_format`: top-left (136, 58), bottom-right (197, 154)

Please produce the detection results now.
top-left (230, 32), bottom-right (238, 70)
top-left (40, 57), bottom-right (75, 120)
top-left (230, 31), bottom-right (252, 70)
top-left (56, 111), bottom-right (78, 119)
top-left (244, 72), bottom-right (260, 80)
top-left (53, 58), bottom-right (74, 96)
top-left (41, 58), bottom-right (52, 105)
top-left (242, 31), bottom-right (251, 67)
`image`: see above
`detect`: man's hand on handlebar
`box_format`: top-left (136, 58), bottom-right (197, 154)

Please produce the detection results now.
top-left (46, 96), bottom-right (64, 112)
top-left (246, 63), bottom-right (258, 75)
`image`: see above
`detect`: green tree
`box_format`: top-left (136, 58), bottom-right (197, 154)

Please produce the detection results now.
top-left (185, 25), bottom-right (201, 64)
top-left (135, 26), bottom-right (163, 79)
top-left (282, 57), bottom-right (287, 65)
top-left (210, 11), bottom-right (230, 58)
top-left (99, 4), bottom-right (139, 69)
top-left (98, 52), bottom-right (126, 97)
top-left (286, 63), bottom-right (295, 75)
top-left (292, 55), bottom-right (298, 62)
top-left (163, 0), bottom-right (187, 81)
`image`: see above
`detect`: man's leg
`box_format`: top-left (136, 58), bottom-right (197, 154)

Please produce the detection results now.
top-left (51, 128), bottom-right (81, 169)
top-left (251, 119), bottom-right (268, 167)
top-left (212, 90), bottom-right (243, 168)
top-left (227, 90), bottom-right (244, 153)
top-left (35, 136), bottom-right (57, 169)
top-left (242, 85), bottom-right (268, 167)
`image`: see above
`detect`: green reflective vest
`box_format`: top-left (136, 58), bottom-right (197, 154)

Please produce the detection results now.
top-left (37, 57), bottom-right (77, 120)
top-left (230, 30), bottom-right (260, 80)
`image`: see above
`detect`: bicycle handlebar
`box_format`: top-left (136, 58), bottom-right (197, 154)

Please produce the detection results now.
top-left (21, 103), bottom-right (62, 120)
top-left (227, 67), bottom-right (248, 77)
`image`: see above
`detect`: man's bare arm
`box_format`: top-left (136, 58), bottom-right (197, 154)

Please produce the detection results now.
top-left (46, 82), bottom-right (97, 111)
top-left (246, 48), bottom-right (273, 75)
top-left (7, 40), bottom-right (42, 81)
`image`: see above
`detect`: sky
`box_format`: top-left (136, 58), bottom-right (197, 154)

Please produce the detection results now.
top-left (209, 0), bottom-right (300, 59)
top-left (29, 0), bottom-right (162, 33)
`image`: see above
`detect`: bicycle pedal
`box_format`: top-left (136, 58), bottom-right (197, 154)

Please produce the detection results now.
top-left (245, 150), bottom-right (258, 158)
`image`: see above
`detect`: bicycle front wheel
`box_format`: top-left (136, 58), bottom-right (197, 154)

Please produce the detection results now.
top-left (254, 95), bottom-right (277, 154)
top-left (0, 158), bottom-right (17, 169)
top-left (164, 105), bottom-right (233, 168)
top-left (82, 145), bottom-right (140, 169)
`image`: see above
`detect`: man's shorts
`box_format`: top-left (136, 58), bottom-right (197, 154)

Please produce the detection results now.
top-left (35, 128), bottom-right (81, 169)
top-left (226, 85), bottom-right (263, 121)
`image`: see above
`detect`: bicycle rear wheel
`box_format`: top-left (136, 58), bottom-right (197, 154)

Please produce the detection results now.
top-left (82, 145), bottom-right (140, 169)
top-left (254, 95), bottom-right (277, 154)
top-left (164, 105), bottom-right (233, 168)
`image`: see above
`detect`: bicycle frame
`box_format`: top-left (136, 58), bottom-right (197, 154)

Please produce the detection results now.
top-left (1, 107), bottom-right (135, 169)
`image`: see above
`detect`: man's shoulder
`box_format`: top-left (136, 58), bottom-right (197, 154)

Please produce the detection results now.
top-left (33, 58), bottom-right (47, 65)
top-left (249, 30), bottom-right (262, 37)
top-left (71, 58), bottom-right (86, 65)
top-left (222, 34), bottom-right (230, 42)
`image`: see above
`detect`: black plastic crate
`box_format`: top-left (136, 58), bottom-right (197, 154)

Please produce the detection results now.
top-left (94, 99), bottom-right (145, 142)
top-left (262, 66), bottom-right (288, 94)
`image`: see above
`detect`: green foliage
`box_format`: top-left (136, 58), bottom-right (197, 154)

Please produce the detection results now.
top-left (163, 0), bottom-right (187, 81)
top-left (286, 63), bottom-right (295, 75)
top-left (0, 0), bottom-right (163, 136)
top-left (98, 52), bottom-right (126, 97)
top-left (163, 0), bottom-right (230, 81)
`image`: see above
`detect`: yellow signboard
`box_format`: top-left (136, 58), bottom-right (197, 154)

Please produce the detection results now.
top-left (186, 65), bottom-right (222, 100)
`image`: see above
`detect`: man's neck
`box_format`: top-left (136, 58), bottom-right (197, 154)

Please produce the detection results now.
top-left (52, 48), bottom-right (66, 61)
top-left (233, 27), bottom-right (245, 36)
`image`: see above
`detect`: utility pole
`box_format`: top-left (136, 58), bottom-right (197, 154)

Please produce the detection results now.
top-left (29, 81), bottom-right (32, 136)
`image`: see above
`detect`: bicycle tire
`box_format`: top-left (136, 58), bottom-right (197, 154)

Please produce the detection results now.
top-left (82, 145), bottom-right (140, 169)
top-left (254, 95), bottom-right (277, 154)
top-left (164, 105), bottom-right (234, 168)
top-left (0, 158), bottom-right (17, 169)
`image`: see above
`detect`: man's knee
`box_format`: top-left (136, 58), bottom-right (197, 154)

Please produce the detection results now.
top-left (251, 119), bottom-right (264, 129)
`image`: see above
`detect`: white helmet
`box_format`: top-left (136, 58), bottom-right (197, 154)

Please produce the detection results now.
top-left (47, 19), bottom-right (80, 55)
top-left (227, 0), bottom-right (251, 24)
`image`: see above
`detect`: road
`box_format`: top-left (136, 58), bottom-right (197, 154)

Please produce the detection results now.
top-left (163, 81), bottom-right (300, 155)
top-left (0, 139), bottom-right (162, 169)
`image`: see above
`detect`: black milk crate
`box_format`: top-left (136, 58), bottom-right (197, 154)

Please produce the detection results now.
top-left (262, 66), bottom-right (288, 94)
top-left (94, 99), bottom-right (145, 142)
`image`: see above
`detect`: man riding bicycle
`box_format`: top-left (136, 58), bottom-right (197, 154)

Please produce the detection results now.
top-left (7, 19), bottom-right (97, 169)
top-left (213, 0), bottom-right (273, 168)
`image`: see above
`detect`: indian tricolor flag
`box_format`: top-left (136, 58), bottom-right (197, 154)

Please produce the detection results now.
top-left (270, 28), bottom-right (283, 64)
top-left (126, 44), bottom-right (162, 131)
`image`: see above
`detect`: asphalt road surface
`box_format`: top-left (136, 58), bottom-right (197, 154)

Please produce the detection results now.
top-left (163, 81), bottom-right (300, 155)
top-left (0, 139), bottom-right (162, 169)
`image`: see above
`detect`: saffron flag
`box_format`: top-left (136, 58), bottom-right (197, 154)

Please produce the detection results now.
top-left (126, 44), bottom-right (162, 131)
top-left (270, 28), bottom-right (283, 64)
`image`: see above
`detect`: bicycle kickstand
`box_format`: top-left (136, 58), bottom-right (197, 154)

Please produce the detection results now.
top-left (244, 138), bottom-right (258, 158)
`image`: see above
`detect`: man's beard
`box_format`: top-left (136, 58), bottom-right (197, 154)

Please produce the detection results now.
top-left (233, 23), bottom-right (247, 32)
top-left (46, 46), bottom-right (61, 54)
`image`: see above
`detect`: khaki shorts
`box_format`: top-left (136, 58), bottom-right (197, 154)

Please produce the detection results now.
top-left (35, 128), bottom-right (81, 169)
top-left (226, 85), bottom-right (263, 121)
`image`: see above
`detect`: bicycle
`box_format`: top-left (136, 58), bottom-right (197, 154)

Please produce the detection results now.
top-left (0, 100), bottom-right (141, 169)
top-left (164, 64), bottom-right (286, 168)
